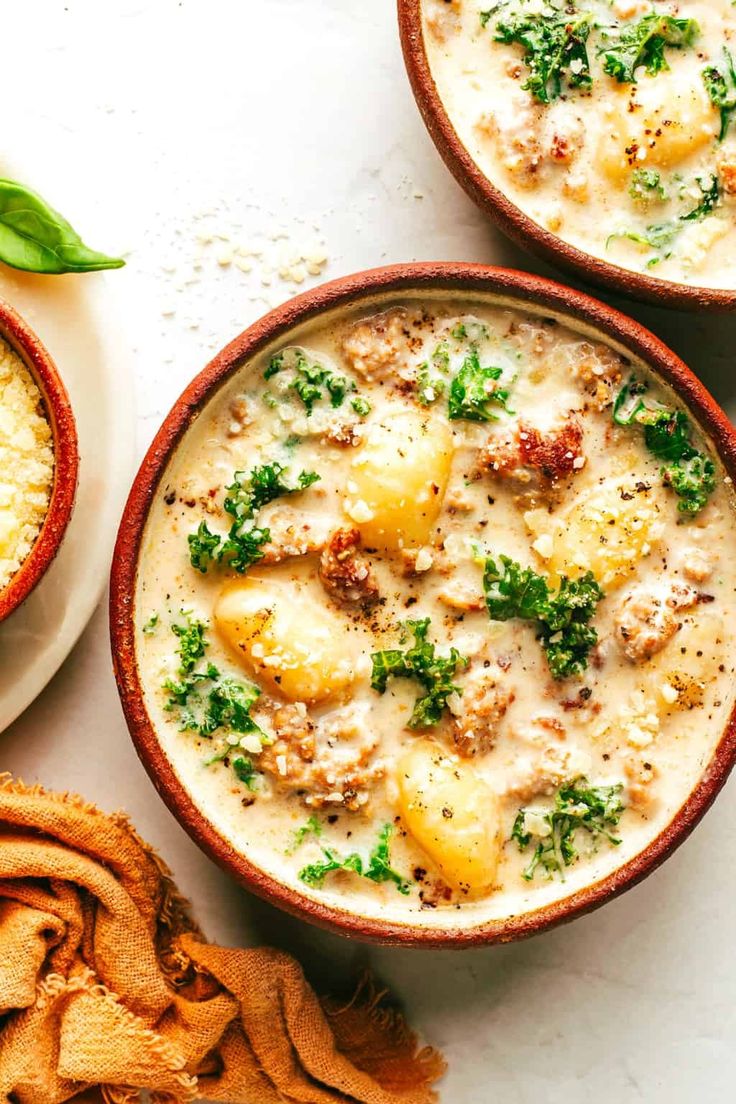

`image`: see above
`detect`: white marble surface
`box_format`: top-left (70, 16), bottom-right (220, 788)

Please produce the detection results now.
top-left (3, 1), bottom-right (736, 1100)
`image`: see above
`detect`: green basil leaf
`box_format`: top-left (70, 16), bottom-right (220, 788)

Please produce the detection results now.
top-left (0, 179), bottom-right (124, 273)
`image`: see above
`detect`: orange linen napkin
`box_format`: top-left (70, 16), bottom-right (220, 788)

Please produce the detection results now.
top-left (0, 776), bottom-right (444, 1104)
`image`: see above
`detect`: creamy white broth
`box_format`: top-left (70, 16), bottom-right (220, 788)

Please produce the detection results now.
top-left (135, 292), bottom-right (736, 930)
top-left (422, 0), bottom-right (736, 289)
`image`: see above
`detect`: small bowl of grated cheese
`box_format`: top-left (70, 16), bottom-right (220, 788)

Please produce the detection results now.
top-left (0, 300), bottom-right (78, 622)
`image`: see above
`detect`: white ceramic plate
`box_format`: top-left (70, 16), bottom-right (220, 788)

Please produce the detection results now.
top-left (0, 265), bottom-right (135, 733)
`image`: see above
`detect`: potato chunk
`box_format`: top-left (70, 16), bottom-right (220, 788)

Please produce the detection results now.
top-left (598, 77), bottom-right (718, 183)
top-left (527, 477), bottom-right (664, 589)
top-left (214, 575), bottom-right (357, 704)
top-left (396, 740), bottom-right (501, 892)
top-left (346, 408), bottom-right (453, 551)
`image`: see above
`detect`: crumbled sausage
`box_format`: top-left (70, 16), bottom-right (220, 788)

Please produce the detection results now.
top-left (425, 0), bottom-right (462, 43)
top-left (341, 309), bottom-right (411, 382)
top-left (718, 157), bottom-right (736, 196)
top-left (476, 107), bottom-right (544, 188)
top-left (318, 527), bottom-right (379, 606)
top-left (503, 716), bottom-right (591, 802)
top-left (573, 343), bottom-right (625, 410)
top-left (437, 580), bottom-right (485, 612)
top-left (257, 703), bottom-right (383, 812)
top-left (615, 583), bottom-right (698, 663)
top-left (624, 755), bottom-right (658, 811)
top-left (449, 663), bottom-right (515, 757)
top-left (479, 417), bottom-right (585, 486)
top-left (681, 546), bottom-right (714, 584)
top-left (321, 421), bottom-right (364, 448)
top-left (259, 508), bottom-right (332, 564)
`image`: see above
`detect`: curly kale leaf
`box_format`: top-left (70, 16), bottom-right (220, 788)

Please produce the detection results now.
top-left (480, 555), bottom-right (604, 680)
top-left (299, 823), bottom-right (409, 894)
top-left (188, 463), bottom-right (319, 575)
top-left (542, 574), bottom-right (605, 680)
top-left (162, 617), bottom-right (267, 782)
top-left (613, 377), bottom-right (717, 515)
top-left (224, 463), bottom-right (320, 522)
top-left (370, 618), bottom-right (468, 728)
top-left (513, 778), bottom-right (625, 881)
top-left (629, 168), bottom-right (667, 203)
top-left (704, 50), bottom-right (736, 141)
top-left (448, 350), bottom-right (510, 423)
top-left (265, 347), bottom-right (364, 415)
top-left (609, 174), bottom-right (721, 260)
top-left (490, 2), bottom-right (593, 104)
top-left (601, 13), bottom-right (699, 83)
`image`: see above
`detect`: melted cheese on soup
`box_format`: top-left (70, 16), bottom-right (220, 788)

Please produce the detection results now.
top-left (135, 294), bottom-right (736, 930)
top-left (421, 0), bottom-right (736, 289)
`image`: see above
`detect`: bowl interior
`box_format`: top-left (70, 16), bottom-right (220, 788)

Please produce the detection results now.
top-left (397, 0), bottom-right (736, 312)
top-left (0, 301), bottom-right (79, 623)
top-left (111, 264), bottom-right (736, 946)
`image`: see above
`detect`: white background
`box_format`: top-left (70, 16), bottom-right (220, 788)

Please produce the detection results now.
top-left (3, 2), bottom-right (736, 1100)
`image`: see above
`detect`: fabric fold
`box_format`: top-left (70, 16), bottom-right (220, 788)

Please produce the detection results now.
top-left (0, 775), bottom-right (444, 1104)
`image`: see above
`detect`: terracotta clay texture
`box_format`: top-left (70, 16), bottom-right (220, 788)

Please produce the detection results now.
top-left (0, 299), bottom-right (78, 623)
top-left (110, 264), bottom-right (736, 947)
top-left (397, 0), bottom-right (736, 312)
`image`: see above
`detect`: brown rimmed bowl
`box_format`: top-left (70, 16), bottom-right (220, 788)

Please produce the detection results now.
top-left (0, 299), bottom-right (78, 623)
top-left (398, 0), bottom-right (736, 313)
top-left (110, 262), bottom-right (736, 947)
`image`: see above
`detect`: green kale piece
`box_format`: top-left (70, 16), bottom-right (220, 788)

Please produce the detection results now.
top-left (162, 617), bottom-right (267, 783)
top-left (662, 453), bottom-right (716, 515)
top-left (609, 174), bottom-right (720, 259)
top-left (629, 168), bottom-right (667, 203)
top-left (613, 377), bottom-right (717, 514)
top-left (448, 350), bottom-right (510, 423)
top-left (171, 613), bottom-right (208, 674)
top-left (298, 823), bottom-right (409, 894)
top-left (489, 2), bottom-right (593, 104)
top-left (188, 463), bottom-right (319, 575)
top-left (512, 778), bottom-right (625, 881)
top-left (224, 463), bottom-right (320, 522)
top-left (142, 613), bottom-right (159, 635)
top-left (370, 618), bottom-right (468, 728)
top-left (363, 823), bottom-right (412, 892)
top-left (351, 395), bottom-right (372, 416)
top-left (543, 574), bottom-right (605, 680)
top-left (286, 815), bottom-right (323, 854)
top-left (265, 346), bottom-right (366, 415)
top-left (601, 13), bottom-right (699, 83)
top-left (188, 521), bottom-right (224, 573)
top-left (480, 555), bottom-right (604, 680)
top-left (704, 50), bottom-right (736, 141)
top-left (232, 756), bottom-right (258, 790)
top-left (417, 342), bottom-right (451, 406)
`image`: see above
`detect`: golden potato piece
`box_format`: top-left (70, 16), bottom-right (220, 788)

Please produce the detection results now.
top-left (396, 740), bottom-right (502, 892)
top-left (599, 76), bottom-right (718, 183)
top-left (214, 575), bottom-right (357, 704)
top-left (528, 478), bottom-right (665, 589)
top-left (346, 408), bottom-right (453, 551)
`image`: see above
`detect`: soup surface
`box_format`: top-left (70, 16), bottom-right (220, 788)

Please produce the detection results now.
top-left (135, 292), bottom-right (736, 929)
top-left (421, 0), bottom-right (736, 289)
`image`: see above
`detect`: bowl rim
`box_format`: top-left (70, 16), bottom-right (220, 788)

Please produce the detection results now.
top-left (397, 0), bottom-right (736, 313)
top-left (0, 297), bottom-right (79, 623)
top-left (110, 261), bottom-right (736, 948)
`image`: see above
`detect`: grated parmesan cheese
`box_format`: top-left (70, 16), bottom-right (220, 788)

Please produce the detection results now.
top-left (0, 338), bottom-right (54, 592)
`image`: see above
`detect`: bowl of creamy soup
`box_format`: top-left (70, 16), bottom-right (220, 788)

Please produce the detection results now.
top-left (111, 263), bottom-right (736, 946)
top-left (0, 299), bottom-right (78, 622)
top-left (400, 0), bottom-right (736, 309)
